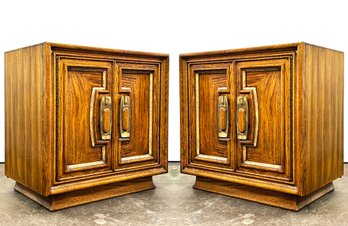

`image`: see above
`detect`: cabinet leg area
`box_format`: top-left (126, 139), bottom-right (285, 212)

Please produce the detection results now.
top-left (193, 177), bottom-right (334, 211)
top-left (14, 176), bottom-right (155, 211)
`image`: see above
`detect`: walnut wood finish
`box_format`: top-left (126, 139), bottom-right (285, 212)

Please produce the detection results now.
top-left (180, 42), bottom-right (344, 210)
top-left (5, 42), bottom-right (169, 210)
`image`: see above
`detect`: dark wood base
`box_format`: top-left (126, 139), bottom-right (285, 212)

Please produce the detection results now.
top-left (14, 176), bottom-right (155, 211)
top-left (193, 177), bottom-right (334, 211)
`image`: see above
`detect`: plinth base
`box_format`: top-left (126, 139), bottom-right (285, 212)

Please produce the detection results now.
top-left (193, 176), bottom-right (334, 211)
top-left (14, 176), bottom-right (155, 211)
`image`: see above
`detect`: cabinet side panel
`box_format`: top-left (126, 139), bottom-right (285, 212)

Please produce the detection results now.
top-left (303, 44), bottom-right (344, 195)
top-left (160, 57), bottom-right (169, 171)
top-left (4, 44), bottom-right (46, 195)
top-left (180, 57), bottom-right (189, 170)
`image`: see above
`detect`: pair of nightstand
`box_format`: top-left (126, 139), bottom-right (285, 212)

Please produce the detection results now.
top-left (5, 42), bottom-right (344, 211)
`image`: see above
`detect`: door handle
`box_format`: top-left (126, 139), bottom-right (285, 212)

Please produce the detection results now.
top-left (119, 95), bottom-right (131, 138)
top-left (236, 96), bottom-right (248, 140)
top-left (218, 95), bottom-right (229, 138)
top-left (100, 96), bottom-right (112, 140)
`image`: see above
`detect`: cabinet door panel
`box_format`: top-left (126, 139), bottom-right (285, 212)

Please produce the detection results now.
top-left (114, 62), bottom-right (161, 171)
top-left (56, 57), bottom-right (113, 182)
top-left (188, 62), bottom-right (235, 171)
top-left (235, 57), bottom-right (292, 181)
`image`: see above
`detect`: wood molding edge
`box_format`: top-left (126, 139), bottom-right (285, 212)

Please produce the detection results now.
top-left (14, 177), bottom-right (155, 211)
top-left (193, 177), bottom-right (334, 211)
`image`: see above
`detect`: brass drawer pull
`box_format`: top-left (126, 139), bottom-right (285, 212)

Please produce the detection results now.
top-left (122, 107), bottom-right (130, 132)
top-left (120, 95), bottom-right (131, 138)
top-left (218, 95), bottom-right (229, 138)
top-left (238, 108), bottom-right (246, 133)
top-left (237, 96), bottom-right (248, 140)
top-left (219, 107), bottom-right (227, 131)
top-left (100, 96), bottom-right (112, 140)
top-left (102, 108), bottom-right (111, 133)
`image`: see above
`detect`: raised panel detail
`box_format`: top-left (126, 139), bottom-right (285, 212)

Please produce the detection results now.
top-left (5, 42), bottom-right (169, 210)
top-left (188, 62), bottom-right (235, 170)
top-left (180, 43), bottom-right (344, 210)
top-left (115, 63), bottom-right (160, 168)
top-left (236, 57), bottom-right (292, 181)
top-left (56, 57), bottom-right (113, 182)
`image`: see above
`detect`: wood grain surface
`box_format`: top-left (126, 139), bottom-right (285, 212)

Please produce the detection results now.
top-left (301, 44), bottom-right (344, 195)
top-left (5, 44), bottom-right (48, 195)
top-left (180, 42), bottom-right (344, 209)
top-left (5, 42), bottom-right (169, 209)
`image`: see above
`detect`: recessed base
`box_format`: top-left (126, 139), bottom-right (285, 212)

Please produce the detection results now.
top-left (14, 176), bottom-right (155, 211)
top-left (193, 176), bottom-right (334, 211)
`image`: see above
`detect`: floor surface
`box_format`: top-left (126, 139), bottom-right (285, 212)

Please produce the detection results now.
top-left (0, 163), bottom-right (347, 226)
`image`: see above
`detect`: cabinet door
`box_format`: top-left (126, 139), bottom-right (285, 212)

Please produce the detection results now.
top-left (56, 57), bottom-right (113, 182)
top-left (114, 62), bottom-right (162, 172)
top-left (235, 57), bottom-right (292, 182)
top-left (186, 62), bottom-right (235, 171)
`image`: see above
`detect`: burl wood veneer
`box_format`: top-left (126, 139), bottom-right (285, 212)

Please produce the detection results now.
top-left (5, 42), bottom-right (169, 211)
top-left (180, 42), bottom-right (344, 211)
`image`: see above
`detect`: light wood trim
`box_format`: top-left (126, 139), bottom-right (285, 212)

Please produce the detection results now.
top-left (195, 73), bottom-right (200, 155)
top-left (66, 160), bottom-right (106, 172)
top-left (148, 73), bottom-right (153, 155)
top-left (243, 156), bottom-right (282, 170)
top-left (195, 154), bottom-right (229, 164)
top-left (120, 154), bottom-right (154, 164)
top-left (90, 71), bottom-right (108, 145)
top-left (240, 71), bottom-right (258, 145)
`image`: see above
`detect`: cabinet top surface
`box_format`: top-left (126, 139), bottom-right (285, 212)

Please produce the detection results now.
top-left (5, 42), bottom-right (169, 58)
top-left (180, 42), bottom-right (344, 58)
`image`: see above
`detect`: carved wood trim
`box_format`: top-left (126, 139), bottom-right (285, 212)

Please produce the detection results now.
top-left (117, 65), bottom-right (156, 165)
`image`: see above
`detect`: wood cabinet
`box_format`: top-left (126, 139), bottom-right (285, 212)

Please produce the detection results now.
top-left (180, 42), bottom-right (344, 211)
top-left (5, 43), bottom-right (169, 211)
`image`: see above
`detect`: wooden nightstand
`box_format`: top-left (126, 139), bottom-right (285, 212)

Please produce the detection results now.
top-left (180, 42), bottom-right (344, 210)
top-left (5, 43), bottom-right (169, 210)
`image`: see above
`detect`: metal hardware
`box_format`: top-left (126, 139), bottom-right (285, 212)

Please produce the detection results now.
top-left (119, 95), bottom-right (131, 138)
top-left (237, 96), bottom-right (248, 140)
top-left (100, 96), bottom-right (112, 140)
top-left (218, 95), bottom-right (229, 138)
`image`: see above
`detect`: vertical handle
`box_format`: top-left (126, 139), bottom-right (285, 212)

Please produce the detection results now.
top-left (119, 95), bottom-right (131, 138)
top-left (218, 95), bottom-right (229, 138)
top-left (236, 96), bottom-right (248, 140)
top-left (100, 96), bottom-right (112, 140)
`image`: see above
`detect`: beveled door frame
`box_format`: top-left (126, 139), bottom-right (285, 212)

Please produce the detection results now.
top-left (234, 55), bottom-right (294, 182)
top-left (55, 55), bottom-right (114, 183)
top-left (186, 61), bottom-right (236, 172)
top-left (113, 61), bottom-right (162, 172)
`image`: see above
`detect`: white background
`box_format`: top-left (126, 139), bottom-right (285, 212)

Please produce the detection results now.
top-left (0, 0), bottom-right (347, 162)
